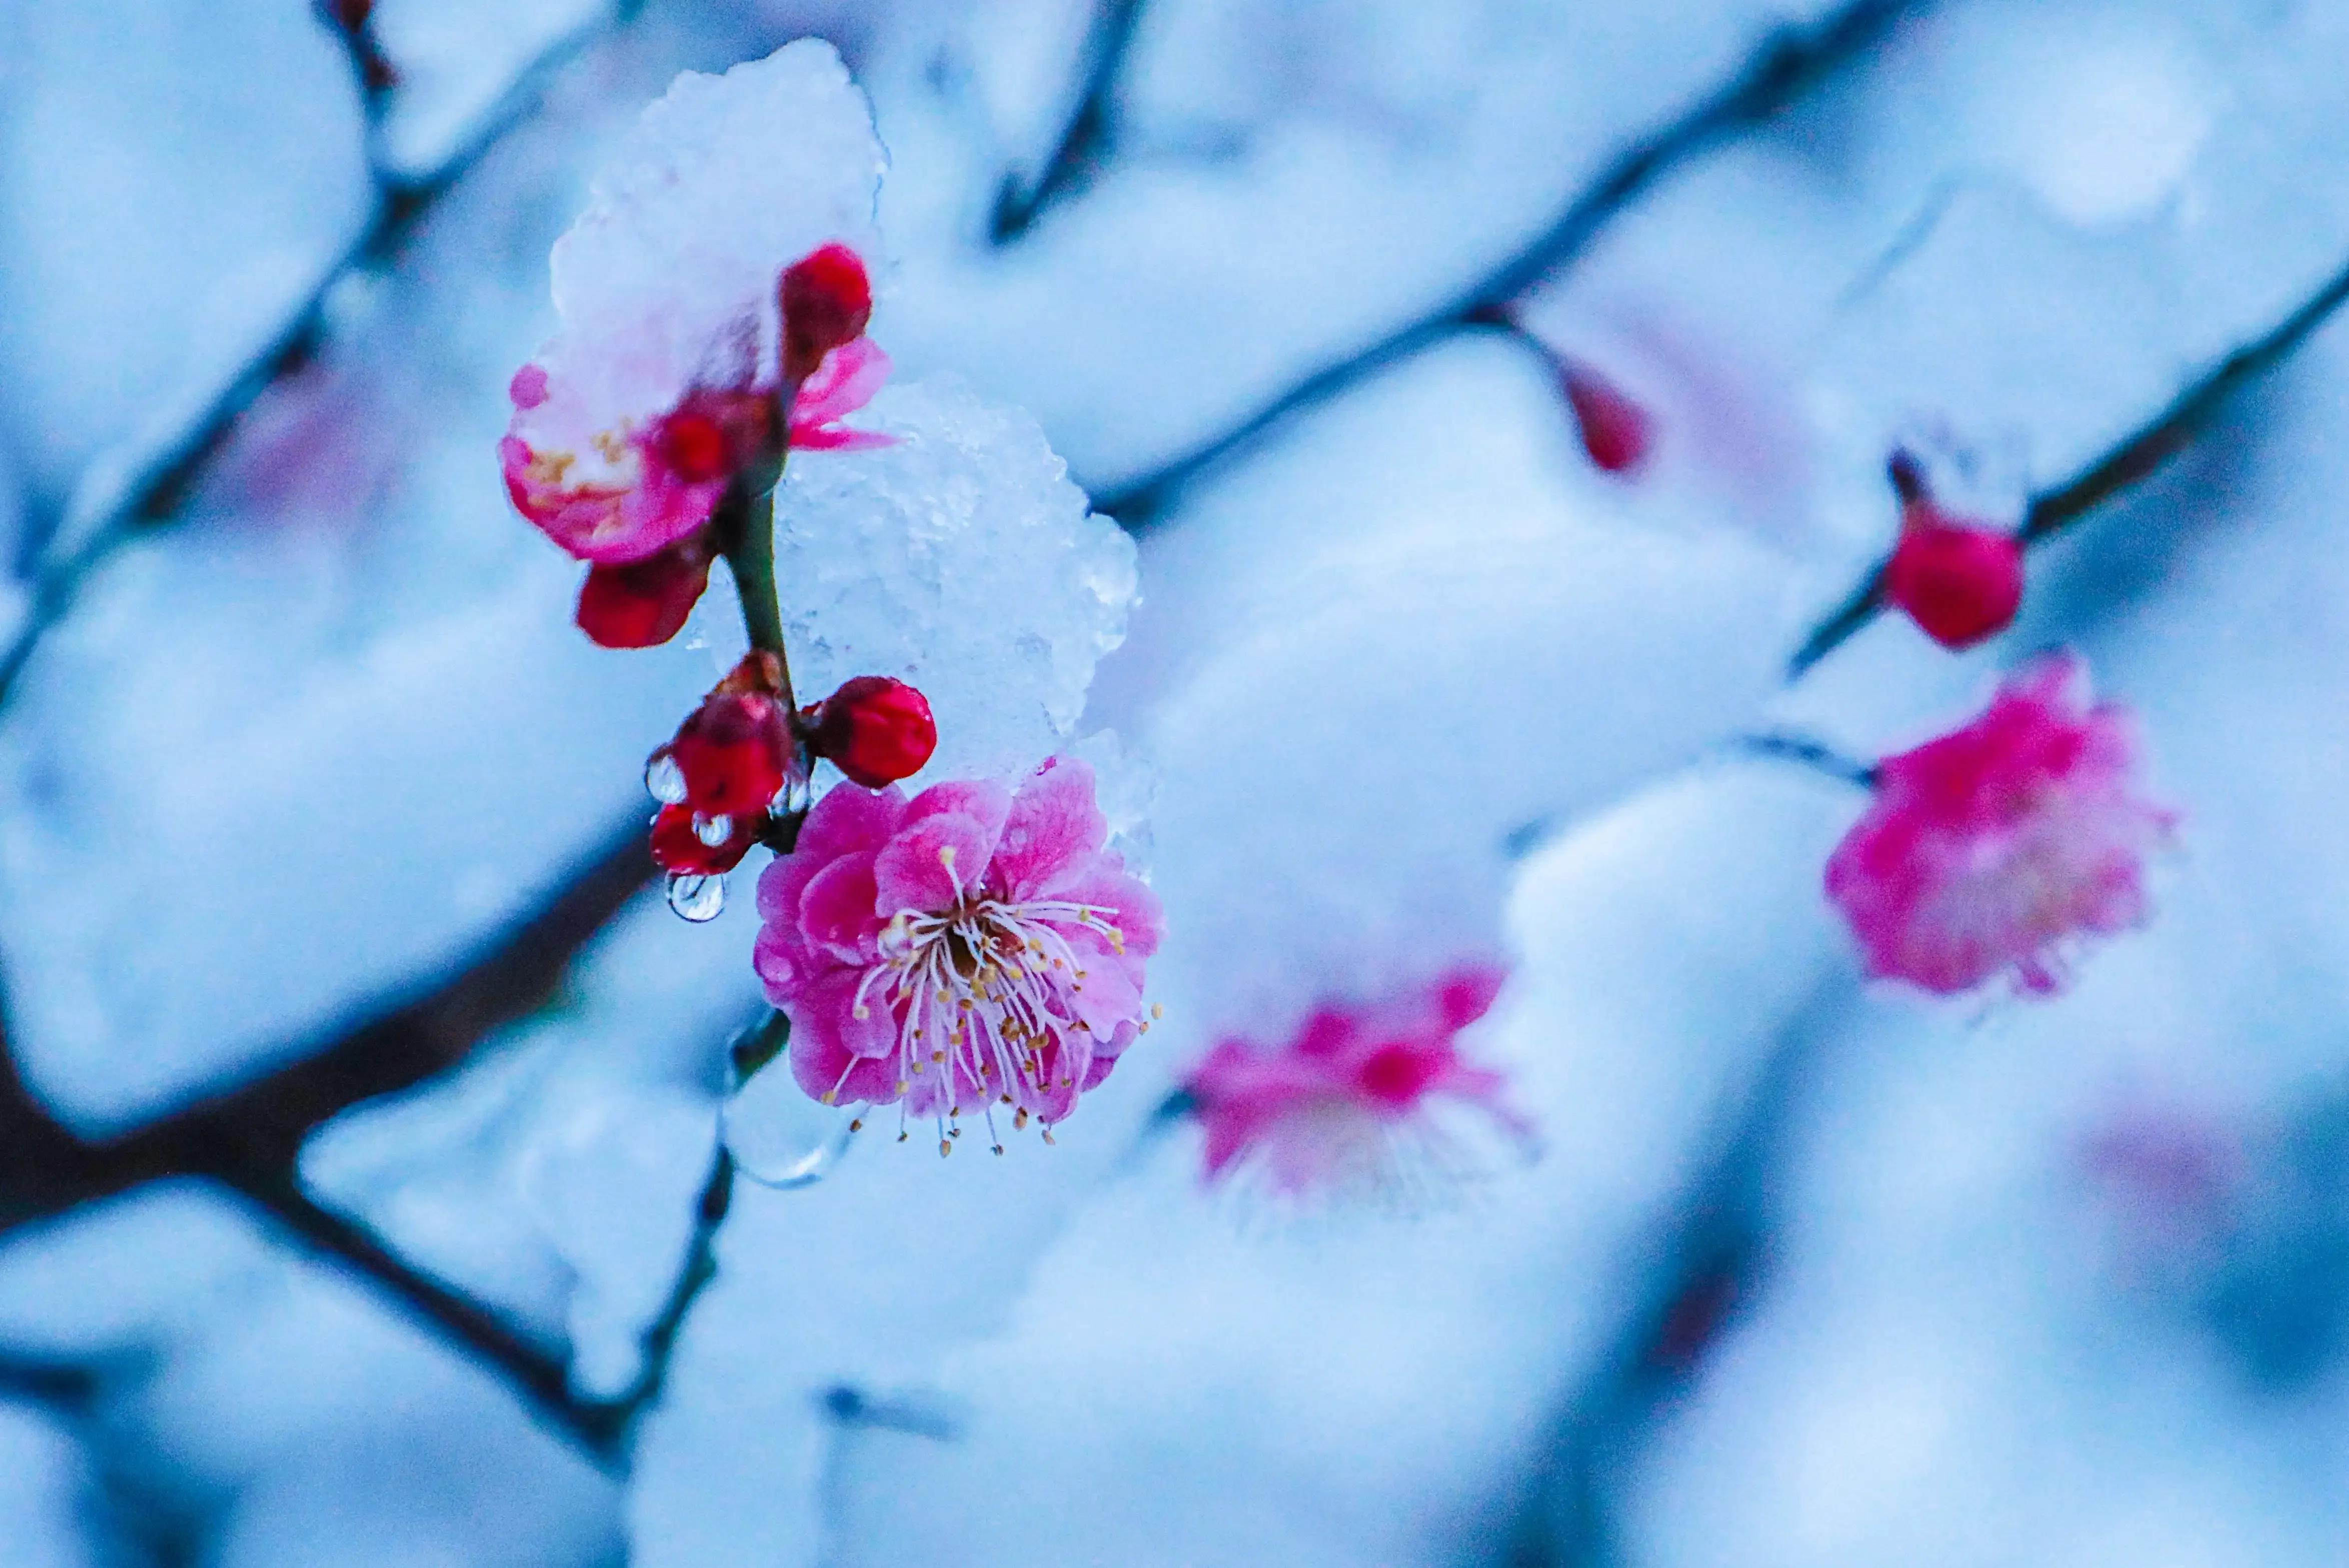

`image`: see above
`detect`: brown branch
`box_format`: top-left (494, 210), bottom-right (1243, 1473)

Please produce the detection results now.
top-left (1786, 249), bottom-right (2349, 678)
top-left (0, 812), bottom-right (653, 1236)
top-left (1094, 0), bottom-right (1931, 528)
top-left (0, 811), bottom-right (657, 1466)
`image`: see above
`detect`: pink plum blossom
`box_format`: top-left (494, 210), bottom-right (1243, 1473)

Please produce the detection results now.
top-left (1825, 653), bottom-right (2175, 995)
top-left (1181, 967), bottom-right (1531, 1198)
top-left (753, 758), bottom-right (1162, 1150)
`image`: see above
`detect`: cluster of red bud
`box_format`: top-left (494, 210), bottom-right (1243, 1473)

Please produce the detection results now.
top-left (646, 655), bottom-right (937, 881)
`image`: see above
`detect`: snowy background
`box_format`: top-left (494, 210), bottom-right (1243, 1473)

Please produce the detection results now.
top-left (5, 0), bottom-right (2349, 1562)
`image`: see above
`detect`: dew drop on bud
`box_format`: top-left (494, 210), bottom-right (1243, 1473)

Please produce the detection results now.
top-left (667, 872), bottom-right (726, 922)
top-left (645, 751), bottom-right (688, 805)
top-left (694, 813), bottom-right (734, 848)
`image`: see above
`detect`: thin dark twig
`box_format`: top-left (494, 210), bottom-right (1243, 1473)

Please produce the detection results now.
top-left (218, 1167), bottom-right (603, 1466)
top-left (1095, 0), bottom-right (1929, 527)
top-left (1787, 248), bottom-right (2349, 679)
top-left (575, 1143), bottom-right (737, 1451)
top-left (0, 10), bottom-right (627, 714)
top-left (0, 1349), bottom-right (106, 1412)
top-left (989, 0), bottom-right (1150, 243)
top-left (1735, 732), bottom-right (1875, 788)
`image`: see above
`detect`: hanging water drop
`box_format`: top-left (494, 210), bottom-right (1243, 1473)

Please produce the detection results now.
top-left (645, 751), bottom-right (688, 805)
top-left (722, 1026), bottom-right (853, 1188)
top-left (694, 812), bottom-right (734, 848)
top-left (667, 873), bottom-right (725, 922)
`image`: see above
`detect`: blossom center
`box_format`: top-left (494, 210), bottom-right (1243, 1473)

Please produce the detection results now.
top-left (842, 882), bottom-right (1128, 1125)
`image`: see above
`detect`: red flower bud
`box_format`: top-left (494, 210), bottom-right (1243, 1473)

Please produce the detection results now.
top-left (1884, 501), bottom-right (2024, 650)
top-left (576, 537), bottom-right (714, 649)
top-left (781, 243), bottom-right (874, 384)
top-left (649, 803), bottom-right (760, 876)
top-left (803, 676), bottom-right (936, 788)
top-left (1559, 359), bottom-right (1653, 476)
top-left (669, 690), bottom-right (794, 818)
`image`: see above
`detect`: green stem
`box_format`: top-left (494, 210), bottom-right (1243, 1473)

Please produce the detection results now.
top-left (718, 456), bottom-right (795, 711)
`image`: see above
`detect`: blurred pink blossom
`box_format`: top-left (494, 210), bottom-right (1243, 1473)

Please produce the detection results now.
top-left (1826, 654), bottom-right (2175, 995)
top-left (1181, 967), bottom-right (1530, 1197)
top-left (754, 758), bottom-right (1162, 1148)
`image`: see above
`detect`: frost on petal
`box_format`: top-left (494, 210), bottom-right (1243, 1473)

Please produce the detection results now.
top-left (1825, 654), bottom-right (2176, 996)
top-left (772, 379), bottom-right (1139, 786)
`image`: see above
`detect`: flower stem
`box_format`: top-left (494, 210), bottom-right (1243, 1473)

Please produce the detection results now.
top-left (1736, 731), bottom-right (1877, 789)
top-left (718, 457), bottom-right (796, 712)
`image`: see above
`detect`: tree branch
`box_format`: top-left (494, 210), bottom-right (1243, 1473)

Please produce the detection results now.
top-left (1095, 0), bottom-right (1930, 527)
top-left (0, 812), bottom-right (653, 1237)
top-left (988, 0), bottom-right (1150, 244)
top-left (0, 9), bottom-right (632, 715)
top-left (1787, 248), bottom-right (2349, 678)
top-left (217, 1166), bottom-right (603, 1465)
top-left (574, 1142), bottom-right (736, 1452)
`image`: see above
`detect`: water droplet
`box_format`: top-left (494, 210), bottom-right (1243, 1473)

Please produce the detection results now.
top-left (694, 812), bottom-right (734, 848)
top-left (770, 771), bottom-right (812, 817)
top-left (667, 873), bottom-right (725, 922)
top-left (645, 751), bottom-right (687, 805)
top-left (723, 1056), bottom-right (854, 1188)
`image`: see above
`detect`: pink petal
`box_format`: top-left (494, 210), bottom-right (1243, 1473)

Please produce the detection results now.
top-left (991, 759), bottom-right (1108, 899)
top-left (789, 996), bottom-right (899, 1105)
top-left (799, 850), bottom-right (882, 962)
top-left (902, 778), bottom-right (1013, 853)
top-left (874, 811), bottom-right (996, 913)
top-left (795, 782), bottom-right (908, 865)
top-left (788, 426), bottom-right (896, 453)
top-left (793, 338), bottom-right (890, 425)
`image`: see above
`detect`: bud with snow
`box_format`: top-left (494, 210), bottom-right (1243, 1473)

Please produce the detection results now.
top-left (498, 44), bottom-right (893, 646)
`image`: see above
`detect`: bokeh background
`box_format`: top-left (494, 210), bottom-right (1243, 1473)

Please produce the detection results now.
top-left (6, 0), bottom-right (2349, 1562)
